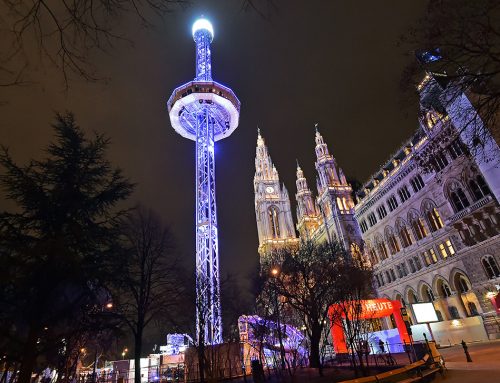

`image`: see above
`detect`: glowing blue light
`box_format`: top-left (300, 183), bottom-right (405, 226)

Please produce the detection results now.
top-left (192, 18), bottom-right (214, 40)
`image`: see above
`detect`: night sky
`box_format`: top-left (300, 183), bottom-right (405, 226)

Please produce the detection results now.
top-left (1, 1), bottom-right (428, 292)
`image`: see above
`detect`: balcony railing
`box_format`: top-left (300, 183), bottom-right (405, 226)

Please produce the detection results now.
top-left (446, 195), bottom-right (494, 225)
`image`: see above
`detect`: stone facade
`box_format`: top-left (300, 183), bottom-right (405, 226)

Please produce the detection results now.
top-left (355, 72), bottom-right (500, 335)
top-left (253, 70), bottom-right (500, 338)
top-left (254, 128), bottom-right (364, 260)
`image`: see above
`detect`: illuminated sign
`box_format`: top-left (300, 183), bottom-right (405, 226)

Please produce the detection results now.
top-left (412, 302), bottom-right (439, 323)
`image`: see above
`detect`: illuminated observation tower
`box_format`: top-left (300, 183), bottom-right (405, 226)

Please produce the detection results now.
top-left (167, 18), bottom-right (240, 345)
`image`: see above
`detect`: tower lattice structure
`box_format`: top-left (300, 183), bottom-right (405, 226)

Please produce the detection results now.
top-left (168, 18), bottom-right (240, 345)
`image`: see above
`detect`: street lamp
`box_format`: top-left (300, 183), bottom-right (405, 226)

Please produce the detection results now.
top-left (271, 268), bottom-right (279, 276)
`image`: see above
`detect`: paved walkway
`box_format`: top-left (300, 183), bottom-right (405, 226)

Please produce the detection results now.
top-left (434, 340), bottom-right (500, 383)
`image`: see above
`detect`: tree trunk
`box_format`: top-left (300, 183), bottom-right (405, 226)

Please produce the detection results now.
top-left (134, 327), bottom-right (143, 383)
top-left (18, 325), bottom-right (40, 383)
top-left (309, 325), bottom-right (322, 375)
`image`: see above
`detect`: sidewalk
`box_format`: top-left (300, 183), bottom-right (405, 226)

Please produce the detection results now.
top-left (434, 340), bottom-right (500, 383)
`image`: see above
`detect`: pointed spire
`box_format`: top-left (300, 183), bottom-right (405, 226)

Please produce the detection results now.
top-left (257, 126), bottom-right (265, 147)
top-left (296, 158), bottom-right (300, 169)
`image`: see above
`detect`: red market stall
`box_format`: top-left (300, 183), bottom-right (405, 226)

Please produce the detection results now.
top-left (328, 298), bottom-right (411, 353)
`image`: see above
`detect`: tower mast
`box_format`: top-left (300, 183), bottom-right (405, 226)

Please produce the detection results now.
top-left (168, 18), bottom-right (241, 345)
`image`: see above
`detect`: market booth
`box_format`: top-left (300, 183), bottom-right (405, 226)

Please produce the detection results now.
top-left (329, 298), bottom-right (411, 353)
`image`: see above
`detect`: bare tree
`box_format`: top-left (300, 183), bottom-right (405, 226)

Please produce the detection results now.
top-left (401, 0), bottom-right (500, 153)
top-left (117, 207), bottom-right (182, 383)
top-left (0, 0), bottom-right (188, 88)
top-left (329, 263), bottom-right (373, 377)
top-left (260, 240), bottom-right (360, 376)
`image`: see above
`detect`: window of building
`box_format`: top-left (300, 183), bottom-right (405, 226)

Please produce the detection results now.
top-left (390, 269), bottom-right (397, 281)
top-left (409, 212), bottom-right (428, 240)
top-left (468, 302), bottom-right (479, 316)
top-left (360, 220), bottom-right (368, 233)
top-left (387, 195), bottom-right (399, 211)
top-left (385, 227), bottom-right (401, 255)
top-left (368, 212), bottom-right (377, 227)
top-left (448, 306), bottom-right (460, 319)
top-left (448, 139), bottom-right (465, 159)
top-left (422, 251), bottom-right (431, 266)
top-left (445, 239), bottom-right (455, 256)
top-left (414, 256), bottom-right (423, 270)
top-left (397, 220), bottom-right (413, 248)
top-left (448, 182), bottom-right (470, 212)
top-left (422, 248), bottom-right (438, 266)
top-left (401, 263), bottom-right (409, 276)
top-left (431, 152), bottom-right (449, 172)
top-left (440, 282), bottom-right (452, 298)
top-left (438, 242), bottom-right (448, 259)
top-left (429, 248), bottom-right (438, 263)
top-left (369, 247), bottom-right (378, 266)
top-left (377, 204), bottom-right (388, 220)
top-left (424, 286), bottom-right (435, 302)
top-left (268, 206), bottom-right (280, 238)
top-left (410, 175), bottom-right (425, 193)
top-left (457, 277), bottom-right (470, 293)
top-left (482, 255), bottom-right (500, 279)
top-left (397, 265), bottom-right (403, 278)
top-left (425, 206), bottom-right (444, 231)
top-left (408, 258), bottom-right (416, 273)
top-left (336, 197), bottom-right (344, 212)
top-left (398, 185), bottom-right (411, 203)
top-left (375, 274), bottom-right (385, 287)
top-left (377, 241), bottom-right (389, 261)
top-left (385, 270), bottom-right (392, 283)
top-left (469, 175), bottom-right (491, 201)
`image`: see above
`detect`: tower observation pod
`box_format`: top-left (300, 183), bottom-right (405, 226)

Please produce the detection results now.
top-left (167, 18), bottom-right (240, 345)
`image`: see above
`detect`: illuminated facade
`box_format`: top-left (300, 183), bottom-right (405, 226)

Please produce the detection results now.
top-left (254, 130), bottom-right (299, 257)
top-left (355, 71), bottom-right (500, 338)
top-left (254, 127), bottom-right (363, 259)
top-left (168, 18), bottom-right (241, 345)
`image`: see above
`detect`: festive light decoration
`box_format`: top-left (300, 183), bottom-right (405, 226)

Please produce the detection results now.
top-left (168, 18), bottom-right (240, 345)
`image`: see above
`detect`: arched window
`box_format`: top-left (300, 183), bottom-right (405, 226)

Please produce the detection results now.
top-left (368, 246), bottom-right (379, 266)
top-left (447, 181), bottom-right (470, 212)
top-left (468, 302), bottom-right (479, 316)
top-left (342, 197), bottom-right (349, 211)
top-left (396, 219), bottom-right (413, 248)
top-left (408, 210), bottom-right (428, 241)
top-left (408, 290), bottom-right (418, 304)
top-left (375, 235), bottom-right (389, 260)
top-left (482, 255), bottom-right (500, 279)
top-left (469, 175), bottom-right (491, 200)
top-left (268, 206), bottom-right (280, 238)
top-left (337, 197), bottom-right (344, 212)
top-left (385, 227), bottom-right (400, 255)
top-left (448, 306), bottom-right (460, 319)
top-left (457, 277), bottom-right (470, 293)
top-left (439, 280), bottom-right (452, 298)
top-left (422, 200), bottom-right (444, 232)
top-left (422, 286), bottom-right (435, 302)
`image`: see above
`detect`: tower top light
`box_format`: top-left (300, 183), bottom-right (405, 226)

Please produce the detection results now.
top-left (192, 18), bottom-right (214, 41)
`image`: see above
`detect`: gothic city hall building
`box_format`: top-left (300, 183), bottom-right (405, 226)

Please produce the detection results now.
top-left (254, 70), bottom-right (500, 339)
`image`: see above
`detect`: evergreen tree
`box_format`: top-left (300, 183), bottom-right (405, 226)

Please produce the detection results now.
top-left (0, 113), bottom-right (133, 383)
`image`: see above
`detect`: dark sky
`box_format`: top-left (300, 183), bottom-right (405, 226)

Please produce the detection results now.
top-left (1, 1), bottom-right (428, 291)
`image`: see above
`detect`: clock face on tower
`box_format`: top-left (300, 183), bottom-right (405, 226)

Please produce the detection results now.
top-left (265, 186), bottom-right (275, 194)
